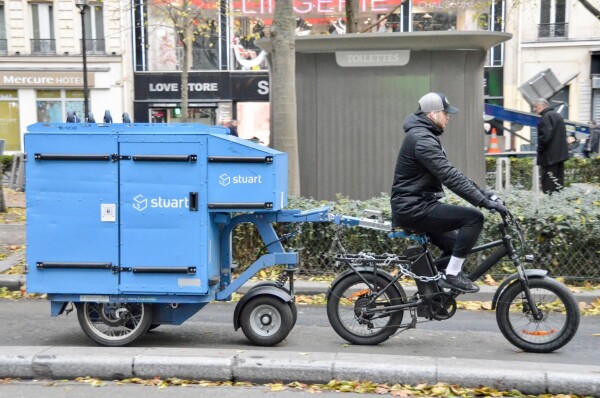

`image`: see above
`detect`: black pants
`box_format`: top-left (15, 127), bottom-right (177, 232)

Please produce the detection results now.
top-left (541, 162), bottom-right (564, 194)
top-left (394, 203), bottom-right (484, 262)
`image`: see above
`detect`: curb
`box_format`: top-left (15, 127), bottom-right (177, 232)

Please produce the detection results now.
top-left (0, 347), bottom-right (598, 396)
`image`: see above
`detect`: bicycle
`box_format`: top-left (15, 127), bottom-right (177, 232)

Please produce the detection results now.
top-left (326, 206), bottom-right (580, 353)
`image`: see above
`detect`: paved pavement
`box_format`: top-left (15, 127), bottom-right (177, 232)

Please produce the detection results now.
top-left (1, 190), bottom-right (600, 396)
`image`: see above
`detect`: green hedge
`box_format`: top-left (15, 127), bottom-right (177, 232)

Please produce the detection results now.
top-left (232, 188), bottom-right (600, 283)
top-left (485, 156), bottom-right (600, 189)
top-left (1, 155), bottom-right (12, 176)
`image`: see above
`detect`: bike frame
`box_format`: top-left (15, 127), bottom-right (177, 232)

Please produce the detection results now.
top-left (335, 215), bottom-right (542, 319)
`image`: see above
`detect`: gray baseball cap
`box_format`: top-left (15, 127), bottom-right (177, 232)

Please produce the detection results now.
top-left (418, 92), bottom-right (459, 114)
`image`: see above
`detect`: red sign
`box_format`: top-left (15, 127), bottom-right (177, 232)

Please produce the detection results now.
top-left (233, 0), bottom-right (403, 14)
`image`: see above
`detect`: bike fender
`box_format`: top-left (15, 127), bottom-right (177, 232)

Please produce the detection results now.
top-left (491, 269), bottom-right (549, 310)
top-left (326, 267), bottom-right (404, 300)
top-left (233, 285), bottom-right (292, 330)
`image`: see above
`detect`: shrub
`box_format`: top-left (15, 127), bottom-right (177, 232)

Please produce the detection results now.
top-left (233, 187), bottom-right (600, 283)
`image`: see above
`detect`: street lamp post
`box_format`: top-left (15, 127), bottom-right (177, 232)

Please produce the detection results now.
top-left (75, 0), bottom-right (89, 121)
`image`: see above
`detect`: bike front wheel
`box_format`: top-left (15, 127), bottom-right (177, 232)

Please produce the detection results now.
top-left (496, 277), bottom-right (580, 353)
top-left (327, 273), bottom-right (405, 345)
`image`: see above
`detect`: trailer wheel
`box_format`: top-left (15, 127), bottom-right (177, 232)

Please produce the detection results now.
top-left (76, 302), bottom-right (153, 346)
top-left (247, 283), bottom-right (298, 326)
top-left (239, 295), bottom-right (294, 346)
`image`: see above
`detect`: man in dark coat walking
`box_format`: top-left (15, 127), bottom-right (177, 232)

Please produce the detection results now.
top-left (533, 98), bottom-right (569, 194)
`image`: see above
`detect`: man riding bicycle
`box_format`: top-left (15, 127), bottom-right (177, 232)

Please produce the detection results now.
top-left (391, 92), bottom-right (507, 293)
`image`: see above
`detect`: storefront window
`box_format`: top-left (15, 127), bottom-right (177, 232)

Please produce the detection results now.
top-left (138, 1), bottom-right (504, 72)
top-left (36, 90), bottom-right (85, 122)
top-left (0, 90), bottom-right (20, 151)
top-left (146, 0), bottom-right (222, 71)
top-left (237, 102), bottom-right (270, 145)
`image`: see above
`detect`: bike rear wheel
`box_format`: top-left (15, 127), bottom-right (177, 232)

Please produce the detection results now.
top-left (327, 273), bottom-right (405, 345)
top-left (496, 277), bottom-right (580, 353)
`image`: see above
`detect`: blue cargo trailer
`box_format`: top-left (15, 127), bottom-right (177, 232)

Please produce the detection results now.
top-left (25, 123), bottom-right (329, 346)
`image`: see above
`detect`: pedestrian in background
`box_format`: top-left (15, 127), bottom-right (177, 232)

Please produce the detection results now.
top-left (103, 110), bottom-right (113, 123)
top-left (66, 111), bottom-right (76, 123)
top-left (533, 98), bottom-right (569, 194)
top-left (584, 120), bottom-right (600, 158)
top-left (228, 119), bottom-right (238, 137)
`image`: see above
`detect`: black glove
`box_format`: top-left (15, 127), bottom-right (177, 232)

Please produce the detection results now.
top-left (482, 189), bottom-right (497, 200)
top-left (481, 198), bottom-right (508, 216)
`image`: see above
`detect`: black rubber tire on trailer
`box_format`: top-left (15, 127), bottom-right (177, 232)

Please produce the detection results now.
top-left (326, 273), bottom-right (405, 345)
top-left (248, 282), bottom-right (298, 326)
top-left (147, 323), bottom-right (161, 331)
top-left (76, 302), bottom-right (153, 346)
top-left (239, 295), bottom-right (294, 346)
top-left (495, 277), bottom-right (580, 353)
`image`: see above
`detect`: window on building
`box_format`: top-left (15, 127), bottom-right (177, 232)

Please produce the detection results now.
top-left (84, 4), bottom-right (105, 53)
top-left (539, 0), bottom-right (567, 38)
top-left (31, 3), bottom-right (55, 54)
top-left (36, 90), bottom-right (85, 122)
top-left (0, 90), bottom-right (20, 151)
top-left (146, 2), bottom-right (222, 71)
top-left (0, 4), bottom-right (7, 54)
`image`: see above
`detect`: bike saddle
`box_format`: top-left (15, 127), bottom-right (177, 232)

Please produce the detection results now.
top-left (388, 229), bottom-right (428, 245)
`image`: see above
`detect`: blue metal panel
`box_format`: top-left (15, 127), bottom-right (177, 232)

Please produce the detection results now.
top-left (484, 103), bottom-right (589, 134)
top-left (25, 133), bottom-right (119, 294)
top-left (119, 140), bottom-right (209, 294)
top-left (207, 135), bottom-right (288, 211)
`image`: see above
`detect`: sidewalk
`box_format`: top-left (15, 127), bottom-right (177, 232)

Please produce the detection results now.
top-left (1, 346), bottom-right (599, 396)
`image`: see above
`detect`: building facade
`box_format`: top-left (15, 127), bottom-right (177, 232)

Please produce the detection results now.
top-left (131, 0), bottom-right (505, 147)
top-left (502, 0), bottom-right (600, 150)
top-left (0, 0), bottom-right (133, 152)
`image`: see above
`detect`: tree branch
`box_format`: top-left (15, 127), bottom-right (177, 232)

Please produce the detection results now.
top-left (359, 1), bottom-right (405, 34)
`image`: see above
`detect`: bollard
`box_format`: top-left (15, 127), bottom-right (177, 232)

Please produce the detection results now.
top-left (532, 162), bottom-right (540, 195)
top-left (495, 157), bottom-right (510, 191)
top-left (9, 153), bottom-right (25, 192)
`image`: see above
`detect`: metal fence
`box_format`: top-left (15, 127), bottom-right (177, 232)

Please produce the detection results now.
top-left (233, 221), bottom-right (600, 284)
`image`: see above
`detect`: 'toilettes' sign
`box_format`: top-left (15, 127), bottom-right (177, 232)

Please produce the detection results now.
top-left (0, 71), bottom-right (95, 88)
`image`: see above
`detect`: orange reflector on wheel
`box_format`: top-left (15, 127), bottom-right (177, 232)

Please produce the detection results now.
top-left (522, 329), bottom-right (556, 336)
top-left (348, 289), bottom-right (370, 301)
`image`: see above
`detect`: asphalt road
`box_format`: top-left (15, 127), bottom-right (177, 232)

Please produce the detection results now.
top-left (1, 299), bottom-right (598, 366)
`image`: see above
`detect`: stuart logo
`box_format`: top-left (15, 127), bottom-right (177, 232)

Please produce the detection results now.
top-left (218, 173), bottom-right (263, 187)
top-left (133, 194), bottom-right (189, 211)
top-left (219, 174), bottom-right (231, 187)
top-left (133, 194), bottom-right (148, 211)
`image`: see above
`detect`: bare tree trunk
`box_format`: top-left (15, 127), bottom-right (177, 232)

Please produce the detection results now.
top-left (181, 25), bottom-right (192, 123)
top-left (0, 184), bottom-right (5, 213)
top-left (345, 0), bottom-right (359, 33)
top-left (271, 0), bottom-right (300, 196)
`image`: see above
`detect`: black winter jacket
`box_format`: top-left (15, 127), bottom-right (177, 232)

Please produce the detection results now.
top-left (390, 112), bottom-right (486, 226)
top-left (536, 107), bottom-right (568, 166)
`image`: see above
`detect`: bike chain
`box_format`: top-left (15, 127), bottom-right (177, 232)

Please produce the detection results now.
top-left (348, 252), bottom-right (443, 283)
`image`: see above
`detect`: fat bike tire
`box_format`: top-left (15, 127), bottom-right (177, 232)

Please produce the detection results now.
top-left (326, 273), bottom-right (404, 345)
top-left (496, 277), bottom-right (580, 353)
